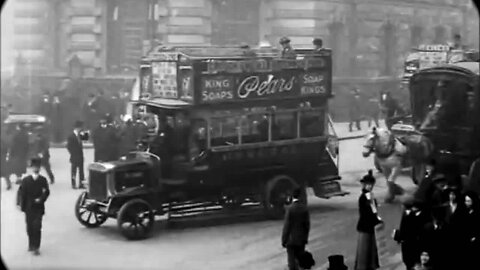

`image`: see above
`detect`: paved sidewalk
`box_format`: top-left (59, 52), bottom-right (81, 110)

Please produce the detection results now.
top-left (50, 120), bottom-right (386, 149)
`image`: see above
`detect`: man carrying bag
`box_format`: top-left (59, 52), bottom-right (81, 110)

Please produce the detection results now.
top-left (282, 188), bottom-right (314, 270)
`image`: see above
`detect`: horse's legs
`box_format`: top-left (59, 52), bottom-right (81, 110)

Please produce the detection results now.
top-left (385, 166), bottom-right (403, 203)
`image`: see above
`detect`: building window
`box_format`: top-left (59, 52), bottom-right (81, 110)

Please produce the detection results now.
top-left (328, 22), bottom-right (346, 76)
top-left (434, 26), bottom-right (447, 44)
top-left (106, 0), bottom-right (151, 72)
top-left (381, 22), bottom-right (396, 76)
top-left (211, 0), bottom-right (260, 46)
top-left (51, 0), bottom-right (69, 69)
top-left (410, 25), bottom-right (423, 47)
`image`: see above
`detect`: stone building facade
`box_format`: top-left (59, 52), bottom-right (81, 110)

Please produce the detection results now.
top-left (11, 0), bottom-right (478, 79)
top-left (8, 0), bottom-right (479, 118)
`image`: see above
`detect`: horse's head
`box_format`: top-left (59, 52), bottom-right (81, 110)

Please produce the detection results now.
top-left (362, 127), bottom-right (395, 157)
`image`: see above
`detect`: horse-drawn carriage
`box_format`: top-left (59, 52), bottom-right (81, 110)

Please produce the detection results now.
top-left (388, 61), bottom-right (480, 192)
top-left (75, 45), bottom-right (348, 240)
top-left (364, 60), bottom-right (480, 201)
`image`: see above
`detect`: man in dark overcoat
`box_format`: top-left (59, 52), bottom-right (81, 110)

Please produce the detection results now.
top-left (92, 117), bottom-right (109, 162)
top-left (395, 199), bottom-right (429, 269)
top-left (118, 116), bottom-right (137, 157)
top-left (282, 188), bottom-right (310, 270)
top-left (66, 121), bottom-right (86, 189)
top-left (10, 124), bottom-right (30, 183)
top-left (419, 206), bottom-right (449, 270)
top-left (16, 157), bottom-right (50, 255)
top-left (348, 88), bottom-right (362, 132)
top-left (105, 114), bottom-right (121, 161)
top-left (31, 127), bottom-right (55, 184)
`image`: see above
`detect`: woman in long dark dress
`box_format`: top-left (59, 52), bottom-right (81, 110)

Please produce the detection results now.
top-left (463, 191), bottom-right (480, 269)
top-left (354, 170), bottom-right (383, 270)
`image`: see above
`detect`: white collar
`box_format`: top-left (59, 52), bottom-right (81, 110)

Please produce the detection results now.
top-left (292, 198), bottom-right (299, 203)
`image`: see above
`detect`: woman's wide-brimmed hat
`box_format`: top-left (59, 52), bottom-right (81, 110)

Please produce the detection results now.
top-left (360, 170), bottom-right (376, 184)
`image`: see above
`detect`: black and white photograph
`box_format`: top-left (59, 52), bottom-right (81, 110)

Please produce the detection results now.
top-left (1, 0), bottom-right (479, 269)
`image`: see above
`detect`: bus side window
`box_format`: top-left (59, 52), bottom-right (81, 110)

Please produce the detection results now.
top-left (300, 109), bottom-right (325, 138)
top-left (274, 112), bottom-right (296, 140)
top-left (210, 117), bottom-right (239, 147)
top-left (240, 113), bottom-right (268, 143)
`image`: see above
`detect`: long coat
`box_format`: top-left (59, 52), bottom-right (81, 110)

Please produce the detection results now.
top-left (282, 200), bottom-right (310, 247)
top-left (464, 208), bottom-right (480, 268)
top-left (17, 174), bottom-right (50, 215)
top-left (66, 132), bottom-right (83, 164)
top-left (9, 129), bottom-right (30, 175)
top-left (419, 221), bottom-right (448, 270)
top-left (355, 191), bottom-right (381, 270)
top-left (396, 210), bottom-right (429, 268)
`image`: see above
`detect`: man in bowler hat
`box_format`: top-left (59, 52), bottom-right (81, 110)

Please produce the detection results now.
top-left (17, 157), bottom-right (50, 255)
top-left (282, 187), bottom-right (310, 270)
top-left (67, 121), bottom-right (86, 189)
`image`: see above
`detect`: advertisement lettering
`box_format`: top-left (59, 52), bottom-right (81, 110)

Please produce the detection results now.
top-left (237, 75), bottom-right (295, 99)
top-left (299, 72), bottom-right (328, 97)
top-left (201, 77), bottom-right (234, 102)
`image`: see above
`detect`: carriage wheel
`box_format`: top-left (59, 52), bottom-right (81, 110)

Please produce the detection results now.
top-left (263, 176), bottom-right (298, 220)
top-left (75, 192), bottom-right (108, 228)
top-left (411, 163), bottom-right (426, 185)
top-left (117, 199), bottom-right (155, 240)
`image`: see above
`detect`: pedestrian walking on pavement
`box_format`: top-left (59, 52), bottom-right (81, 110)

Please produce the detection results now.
top-left (443, 186), bottom-right (468, 270)
top-left (367, 92), bottom-right (380, 128)
top-left (354, 170), bottom-right (382, 270)
top-left (282, 187), bottom-right (310, 270)
top-left (394, 198), bottom-right (429, 269)
top-left (348, 88), bottom-right (362, 132)
top-left (9, 124), bottom-right (30, 184)
top-left (67, 121), bottom-right (86, 189)
top-left (31, 126), bottom-right (55, 184)
top-left (16, 157), bottom-right (50, 256)
top-left (463, 191), bottom-right (480, 269)
top-left (419, 206), bottom-right (448, 270)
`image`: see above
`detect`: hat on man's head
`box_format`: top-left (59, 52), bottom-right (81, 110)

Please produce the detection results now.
top-left (313, 38), bottom-right (323, 47)
top-left (327, 254), bottom-right (348, 270)
top-left (279, 36), bottom-right (291, 45)
top-left (74, 120), bottom-right (84, 128)
top-left (360, 170), bottom-right (376, 184)
top-left (30, 157), bottom-right (42, 168)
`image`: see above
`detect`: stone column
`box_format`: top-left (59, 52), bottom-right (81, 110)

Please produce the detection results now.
top-left (347, 0), bottom-right (358, 77)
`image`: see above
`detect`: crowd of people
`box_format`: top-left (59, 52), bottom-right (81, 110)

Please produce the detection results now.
top-left (347, 87), bottom-right (405, 132)
top-left (351, 161), bottom-right (480, 270)
top-left (35, 86), bottom-right (129, 144)
top-left (392, 160), bottom-right (480, 270)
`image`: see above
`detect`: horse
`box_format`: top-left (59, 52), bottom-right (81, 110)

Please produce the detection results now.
top-left (362, 127), bottom-right (433, 203)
